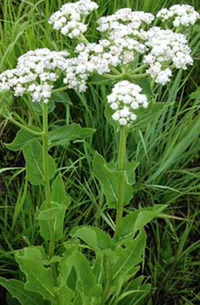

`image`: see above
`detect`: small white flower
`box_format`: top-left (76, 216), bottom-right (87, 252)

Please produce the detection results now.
top-left (119, 118), bottom-right (127, 125)
top-left (112, 111), bottom-right (120, 121)
top-left (110, 102), bottom-right (118, 110)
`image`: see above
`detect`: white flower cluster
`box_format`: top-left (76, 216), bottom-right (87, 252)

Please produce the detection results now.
top-left (157, 5), bottom-right (199, 27)
top-left (0, 48), bottom-right (69, 103)
top-left (97, 8), bottom-right (154, 64)
top-left (97, 8), bottom-right (154, 34)
top-left (63, 57), bottom-right (88, 92)
top-left (75, 40), bottom-right (121, 75)
top-left (107, 81), bottom-right (148, 126)
top-left (144, 27), bottom-right (193, 85)
top-left (49, 0), bottom-right (98, 38)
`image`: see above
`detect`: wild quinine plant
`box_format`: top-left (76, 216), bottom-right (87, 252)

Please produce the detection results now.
top-left (0, 1), bottom-right (199, 305)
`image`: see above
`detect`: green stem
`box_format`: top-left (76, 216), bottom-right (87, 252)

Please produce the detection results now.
top-left (131, 64), bottom-right (148, 74)
top-left (102, 73), bottom-right (124, 79)
top-left (129, 73), bottom-right (149, 80)
top-left (6, 116), bottom-right (42, 136)
top-left (114, 126), bottom-right (128, 239)
top-left (52, 85), bottom-right (69, 93)
top-left (42, 104), bottom-right (58, 294)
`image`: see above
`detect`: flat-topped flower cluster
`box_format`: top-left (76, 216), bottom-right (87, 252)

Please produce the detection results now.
top-left (0, 2), bottom-right (199, 125)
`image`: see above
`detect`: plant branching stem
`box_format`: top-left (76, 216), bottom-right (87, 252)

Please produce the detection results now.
top-left (114, 126), bottom-right (128, 239)
top-left (6, 116), bottom-right (42, 136)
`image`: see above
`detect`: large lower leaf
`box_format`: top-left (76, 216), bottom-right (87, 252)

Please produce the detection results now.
top-left (48, 123), bottom-right (95, 147)
top-left (23, 140), bottom-right (57, 185)
top-left (58, 247), bottom-right (102, 305)
top-left (93, 152), bottom-right (133, 208)
top-left (73, 251), bottom-right (102, 305)
top-left (0, 277), bottom-right (45, 305)
top-left (112, 230), bottom-right (146, 291)
top-left (15, 247), bottom-right (55, 302)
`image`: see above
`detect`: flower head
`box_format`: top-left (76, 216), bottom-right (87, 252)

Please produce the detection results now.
top-left (107, 81), bottom-right (148, 126)
top-left (97, 9), bottom-right (154, 65)
top-left (157, 4), bottom-right (199, 27)
top-left (144, 27), bottom-right (193, 84)
top-left (0, 48), bottom-right (69, 103)
top-left (49, 0), bottom-right (98, 38)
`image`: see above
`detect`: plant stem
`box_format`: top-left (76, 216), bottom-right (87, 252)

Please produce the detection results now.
top-left (42, 104), bottom-right (58, 291)
top-left (52, 85), bottom-right (69, 93)
top-left (42, 104), bottom-right (54, 256)
top-left (114, 126), bottom-right (128, 239)
top-left (6, 116), bottom-right (42, 136)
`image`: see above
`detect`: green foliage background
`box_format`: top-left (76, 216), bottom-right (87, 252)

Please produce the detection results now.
top-left (0, 0), bottom-right (200, 304)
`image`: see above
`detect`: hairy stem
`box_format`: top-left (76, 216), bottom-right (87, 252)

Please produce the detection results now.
top-left (114, 126), bottom-right (128, 239)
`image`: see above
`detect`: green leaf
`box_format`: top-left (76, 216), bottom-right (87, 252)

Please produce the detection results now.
top-left (112, 230), bottom-right (146, 290)
top-left (92, 253), bottom-right (104, 285)
top-left (6, 293), bottom-right (20, 305)
top-left (125, 161), bottom-right (139, 185)
top-left (73, 251), bottom-right (102, 305)
top-left (51, 174), bottom-right (71, 207)
top-left (0, 277), bottom-right (45, 305)
top-left (23, 140), bottom-right (57, 185)
top-left (15, 247), bottom-right (55, 301)
top-left (134, 78), bottom-right (153, 97)
top-left (38, 175), bottom-right (71, 241)
top-left (119, 205), bottom-right (167, 239)
top-left (54, 286), bottom-right (74, 305)
top-left (58, 243), bottom-right (78, 288)
top-left (71, 226), bottom-right (112, 251)
top-left (51, 92), bottom-right (72, 105)
top-left (58, 248), bottom-right (102, 305)
top-left (93, 152), bottom-right (133, 208)
top-left (37, 201), bottom-right (67, 241)
top-left (5, 129), bottom-right (37, 151)
top-left (48, 123), bottom-right (96, 147)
